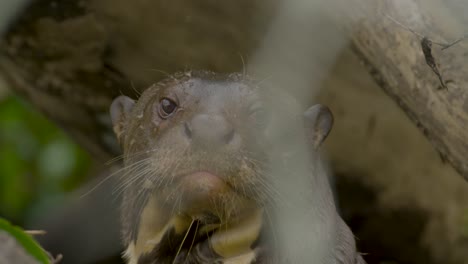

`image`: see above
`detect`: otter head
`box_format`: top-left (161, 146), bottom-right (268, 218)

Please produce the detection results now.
top-left (111, 72), bottom-right (272, 263)
top-left (110, 71), bottom-right (334, 263)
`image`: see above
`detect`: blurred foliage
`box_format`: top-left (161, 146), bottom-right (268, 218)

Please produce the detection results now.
top-left (0, 95), bottom-right (91, 224)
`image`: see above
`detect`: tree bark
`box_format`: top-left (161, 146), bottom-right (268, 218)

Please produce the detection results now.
top-left (0, 0), bottom-right (277, 163)
top-left (342, 0), bottom-right (468, 180)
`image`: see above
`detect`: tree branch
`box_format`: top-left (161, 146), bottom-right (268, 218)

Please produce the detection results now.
top-left (346, 0), bottom-right (468, 180)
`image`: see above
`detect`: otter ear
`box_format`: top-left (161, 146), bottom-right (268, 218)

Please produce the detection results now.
top-left (110, 95), bottom-right (135, 145)
top-left (303, 104), bottom-right (334, 149)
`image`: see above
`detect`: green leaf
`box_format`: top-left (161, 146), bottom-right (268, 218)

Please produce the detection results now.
top-left (0, 218), bottom-right (50, 264)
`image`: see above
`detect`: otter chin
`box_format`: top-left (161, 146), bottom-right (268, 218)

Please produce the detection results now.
top-left (180, 171), bottom-right (228, 197)
top-left (176, 171), bottom-right (231, 215)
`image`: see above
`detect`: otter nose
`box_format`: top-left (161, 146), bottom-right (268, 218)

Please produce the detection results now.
top-left (184, 114), bottom-right (236, 146)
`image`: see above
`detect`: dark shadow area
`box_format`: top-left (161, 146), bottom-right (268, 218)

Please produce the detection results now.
top-left (336, 173), bottom-right (432, 264)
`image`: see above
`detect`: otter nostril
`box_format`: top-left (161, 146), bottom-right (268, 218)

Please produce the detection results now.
top-left (224, 129), bottom-right (235, 144)
top-left (184, 122), bottom-right (192, 139)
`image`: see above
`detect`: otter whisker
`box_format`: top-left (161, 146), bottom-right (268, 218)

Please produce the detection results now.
top-left (237, 52), bottom-right (246, 81)
top-left (264, 208), bottom-right (278, 250)
top-left (253, 75), bottom-right (273, 87)
top-left (147, 146), bottom-right (189, 188)
top-left (133, 183), bottom-right (153, 232)
top-left (147, 68), bottom-right (172, 79)
top-left (129, 80), bottom-right (141, 96)
top-left (81, 158), bottom-right (152, 199)
top-left (242, 157), bottom-right (283, 203)
top-left (172, 219), bottom-right (196, 264)
top-left (113, 164), bottom-right (160, 201)
top-left (105, 148), bottom-right (160, 165)
top-left (168, 181), bottom-right (184, 216)
top-left (113, 159), bottom-right (153, 197)
top-left (79, 168), bottom-right (119, 199)
top-left (253, 174), bottom-right (281, 204)
top-left (185, 219), bottom-right (200, 262)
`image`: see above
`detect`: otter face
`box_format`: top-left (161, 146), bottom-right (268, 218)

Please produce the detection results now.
top-left (110, 72), bottom-right (336, 264)
top-left (111, 72), bottom-right (271, 263)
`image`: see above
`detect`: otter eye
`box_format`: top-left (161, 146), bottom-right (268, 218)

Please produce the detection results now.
top-left (249, 103), bottom-right (268, 128)
top-left (158, 97), bottom-right (178, 118)
top-left (249, 102), bottom-right (264, 118)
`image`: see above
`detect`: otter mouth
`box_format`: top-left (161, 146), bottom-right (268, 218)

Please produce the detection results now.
top-left (177, 171), bottom-right (231, 203)
top-left (163, 169), bottom-right (260, 222)
top-left (165, 170), bottom-right (229, 215)
top-left (181, 171), bottom-right (227, 189)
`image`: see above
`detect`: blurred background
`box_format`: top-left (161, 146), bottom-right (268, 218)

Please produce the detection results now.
top-left (0, 80), bottom-right (91, 225)
top-left (0, 0), bottom-right (468, 264)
